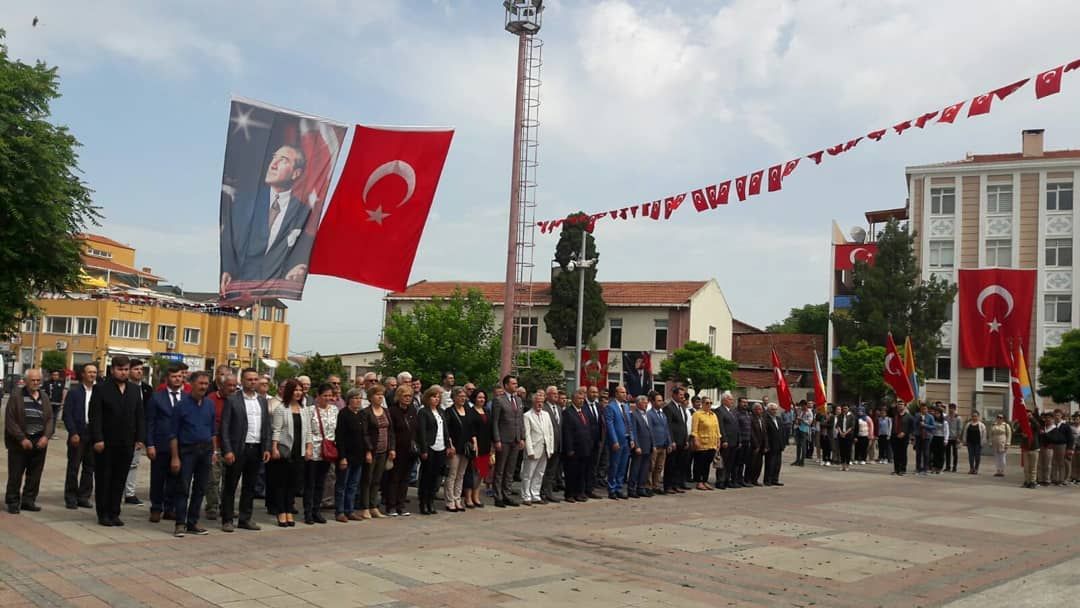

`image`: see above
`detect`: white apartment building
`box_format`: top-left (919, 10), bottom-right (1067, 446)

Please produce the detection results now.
top-left (384, 279), bottom-right (734, 393)
top-left (908, 129), bottom-right (1078, 415)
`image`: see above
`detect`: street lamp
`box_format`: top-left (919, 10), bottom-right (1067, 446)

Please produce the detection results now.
top-left (568, 230), bottom-right (597, 392)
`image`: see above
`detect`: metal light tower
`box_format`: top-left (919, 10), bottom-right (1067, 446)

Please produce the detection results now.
top-left (500, 1), bottom-right (544, 378)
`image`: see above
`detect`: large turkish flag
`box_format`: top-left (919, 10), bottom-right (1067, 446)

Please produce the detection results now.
top-left (958, 269), bottom-right (1036, 368)
top-left (309, 126), bottom-right (454, 291)
top-left (834, 243), bottom-right (877, 271)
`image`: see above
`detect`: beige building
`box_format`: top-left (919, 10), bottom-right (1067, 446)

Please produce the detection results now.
top-left (384, 280), bottom-right (734, 393)
top-left (907, 129), bottom-right (1078, 416)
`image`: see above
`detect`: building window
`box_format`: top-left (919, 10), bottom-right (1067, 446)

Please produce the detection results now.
top-left (76, 317), bottom-right (98, 336)
top-left (1045, 294), bottom-right (1073, 323)
top-left (274, 308), bottom-right (284, 322)
top-left (984, 239), bottom-right (1012, 267)
top-left (986, 184), bottom-right (1013, 214)
top-left (228, 332), bottom-right (238, 347)
top-left (927, 350), bottom-right (951, 380)
top-left (930, 187), bottom-right (956, 215)
top-left (983, 367), bottom-right (1009, 384)
top-left (244, 334), bottom-right (254, 350)
top-left (515, 316), bottom-right (538, 348)
top-left (45, 316), bottom-right (72, 334)
top-left (609, 318), bottom-right (623, 349)
top-left (260, 306), bottom-right (272, 321)
top-left (85, 246), bottom-right (112, 259)
top-left (110, 320), bottom-right (149, 340)
top-left (1047, 182), bottom-right (1074, 211)
top-left (1046, 238), bottom-right (1073, 267)
top-left (20, 318), bottom-right (38, 333)
top-left (183, 328), bottom-right (201, 345)
top-left (157, 324), bottom-right (176, 342)
top-left (928, 240), bottom-right (955, 268)
top-left (260, 336), bottom-right (271, 354)
top-left (654, 319), bottom-right (669, 351)
top-left (708, 326), bottom-right (717, 354)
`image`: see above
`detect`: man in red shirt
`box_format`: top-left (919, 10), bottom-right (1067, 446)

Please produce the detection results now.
top-left (204, 373), bottom-right (237, 521)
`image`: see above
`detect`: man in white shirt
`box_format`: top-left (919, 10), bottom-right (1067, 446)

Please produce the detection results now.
top-left (219, 368), bottom-right (272, 532)
top-left (62, 364), bottom-right (97, 509)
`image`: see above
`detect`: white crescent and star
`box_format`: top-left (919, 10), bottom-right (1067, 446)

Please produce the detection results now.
top-left (362, 160), bottom-right (417, 225)
top-left (976, 284), bottom-right (1015, 333)
top-left (884, 353), bottom-right (903, 377)
top-left (849, 247), bottom-right (872, 265)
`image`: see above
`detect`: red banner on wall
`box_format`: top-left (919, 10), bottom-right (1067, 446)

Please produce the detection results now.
top-left (580, 349), bottom-right (609, 388)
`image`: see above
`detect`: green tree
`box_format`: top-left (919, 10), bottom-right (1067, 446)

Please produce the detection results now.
top-left (272, 359), bottom-right (299, 381)
top-left (376, 289), bottom-right (502, 390)
top-left (767, 302), bottom-right (829, 342)
top-left (659, 341), bottom-right (736, 392)
top-left (832, 340), bottom-right (887, 402)
top-left (1038, 329), bottom-right (1080, 404)
top-left (831, 219), bottom-right (957, 370)
top-left (516, 350), bottom-right (565, 395)
top-left (0, 33), bottom-right (98, 337)
top-left (544, 212), bottom-right (607, 349)
top-left (40, 350), bottom-right (66, 372)
top-left (298, 353), bottom-right (349, 391)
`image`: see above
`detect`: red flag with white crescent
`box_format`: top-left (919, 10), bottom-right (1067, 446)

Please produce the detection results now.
top-left (834, 243), bottom-right (877, 270)
top-left (771, 349), bottom-right (794, 411)
top-left (884, 333), bottom-right (915, 403)
top-left (309, 125), bottom-right (454, 291)
top-left (958, 269), bottom-right (1036, 368)
top-left (1036, 66), bottom-right (1064, 99)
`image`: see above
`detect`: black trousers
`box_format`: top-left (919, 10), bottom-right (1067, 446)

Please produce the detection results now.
top-left (174, 444), bottom-right (211, 527)
top-left (735, 441), bottom-right (751, 481)
top-left (540, 451), bottom-right (562, 498)
top-left (563, 452), bottom-right (589, 498)
top-left (587, 441), bottom-right (603, 489)
top-left (855, 436), bottom-right (869, 462)
top-left (6, 446), bottom-right (47, 506)
top-left (945, 439), bottom-right (959, 470)
top-left (692, 450), bottom-right (715, 483)
top-left (418, 450), bottom-right (446, 504)
top-left (720, 442), bottom-right (738, 485)
top-left (838, 437), bottom-right (853, 465)
top-left (930, 436), bottom-right (946, 471)
top-left (747, 448), bottom-right (764, 484)
top-left (221, 443), bottom-right (263, 523)
top-left (892, 437), bottom-right (909, 473)
top-left (268, 457), bottom-right (304, 515)
top-left (303, 460), bottom-right (330, 518)
top-left (386, 452), bottom-right (415, 512)
top-left (64, 440), bottom-right (94, 505)
top-left (764, 449), bottom-right (782, 484)
top-left (94, 444), bottom-right (134, 522)
top-left (663, 446), bottom-right (687, 490)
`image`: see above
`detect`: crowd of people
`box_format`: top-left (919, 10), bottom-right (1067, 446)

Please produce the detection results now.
top-left (5, 360), bottom-right (1076, 538)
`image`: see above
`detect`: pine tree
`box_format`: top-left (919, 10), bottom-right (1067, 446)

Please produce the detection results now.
top-left (544, 212), bottom-right (607, 349)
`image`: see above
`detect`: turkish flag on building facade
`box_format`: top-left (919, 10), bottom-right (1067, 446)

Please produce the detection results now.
top-left (884, 333), bottom-right (915, 403)
top-left (958, 268), bottom-right (1036, 368)
top-left (833, 243), bottom-right (877, 271)
top-left (581, 349), bottom-right (609, 388)
top-left (1035, 66), bottom-right (1064, 99)
top-left (309, 125), bottom-right (454, 291)
top-left (771, 350), bottom-right (794, 411)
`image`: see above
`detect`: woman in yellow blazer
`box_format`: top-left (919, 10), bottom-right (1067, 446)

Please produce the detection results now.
top-left (690, 406), bottom-right (721, 490)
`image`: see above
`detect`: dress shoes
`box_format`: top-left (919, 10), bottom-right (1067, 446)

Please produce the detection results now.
top-left (494, 499), bottom-right (506, 508)
top-left (335, 514), bottom-right (350, 523)
top-left (576, 495), bottom-right (588, 502)
top-left (347, 512), bottom-right (364, 521)
top-left (313, 513), bottom-right (327, 524)
top-left (771, 482), bottom-right (784, 486)
top-left (504, 499), bottom-right (520, 507)
top-left (162, 512), bottom-right (176, 521)
top-left (124, 496), bottom-right (143, 506)
top-left (564, 496), bottom-right (577, 503)
top-left (65, 503), bottom-right (78, 510)
top-left (20, 503), bottom-right (41, 512)
top-left (237, 520), bottom-right (261, 530)
top-left (77, 499), bottom-right (93, 508)
top-left (546, 495), bottom-right (561, 503)
top-left (618, 492), bottom-right (629, 499)
top-left (6, 504), bottom-right (20, 514)
top-left (586, 492), bottom-right (601, 499)
top-left (149, 512), bottom-right (162, 523)
top-left (609, 492), bottom-right (619, 500)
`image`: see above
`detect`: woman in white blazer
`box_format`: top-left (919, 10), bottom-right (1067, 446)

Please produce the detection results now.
top-left (269, 378), bottom-right (313, 526)
top-left (522, 391), bottom-right (554, 505)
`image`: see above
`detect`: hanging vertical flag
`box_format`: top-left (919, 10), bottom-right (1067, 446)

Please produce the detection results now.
top-left (1035, 66), bottom-right (1065, 99)
top-left (735, 176), bottom-right (747, 201)
top-left (748, 170), bottom-right (764, 196)
top-left (884, 333), bottom-right (916, 403)
top-left (1014, 340), bottom-right (1039, 414)
top-left (767, 164), bottom-right (783, 192)
top-left (903, 335), bottom-right (919, 403)
top-left (1005, 338), bottom-right (1034, 442)
top-left (309, 125), bottom-right (454, 291)
top-left (812, 350), bottom-right (828, 411)
top-left (771, 349), bottom-right (794, 411)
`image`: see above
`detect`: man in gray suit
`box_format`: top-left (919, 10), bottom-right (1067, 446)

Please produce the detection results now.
top-left (491, 374), bottom-right (525, 507)
top-left (714, 391), bottom-right (739, 489)
top-left (540, 386), bottom-right (563, 503)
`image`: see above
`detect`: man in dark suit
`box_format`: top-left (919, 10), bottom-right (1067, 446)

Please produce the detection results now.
top-left (891, 404), bottom-right (915, 476)
top-left (663, 387), bottom-right (691, 493)
top-left (88, 356), bottom-right (145, 526)
top-left (646, 391), bottom-right (672, 494)
top-left (146, 364), bottom-right (184, 522)
top-left (123, 359), bottom-right (153, 506)
top-left (627, 396), bottom-right (653, 497)
top-left (220, 144), bottom-right (313, 291)
top-left (491, 375), bottom-right (525, 507)
top-left (623, 355), bottom-right (650, 398)
top-left (561, 388), bottom-right (592, 502)
top-left (62, 364), bottom-right (97, 509)
top-left (748, 402), bottom-right (768, 486)
top-left (219, 368), bottom-right (271, 532)
top-left (714, 392), bottom-right (739, 489)
top-left (540, 386), bottom-right (564, 503)
top-left (583, 384), bottom-right (605, 496)
top-left (763, 403), bottom-right (785, 486)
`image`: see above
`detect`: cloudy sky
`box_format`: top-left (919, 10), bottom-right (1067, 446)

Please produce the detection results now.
top-left (5, 0), bottom-right (1080, 355)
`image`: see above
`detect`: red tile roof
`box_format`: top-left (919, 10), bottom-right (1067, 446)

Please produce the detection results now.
top-left (733, 333), bottom-right (825, 371)
top-left (78, 233), bottom-right (134, 250)
top-left (81, 254), bottom-right (164, 281)
top-left (387, 280), bottom-right (709, 307)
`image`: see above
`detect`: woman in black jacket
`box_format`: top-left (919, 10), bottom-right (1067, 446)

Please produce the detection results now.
top-left (385, 385), bottom-right (418, 516)
top-left (333, 389), bottom-right (365, 522)
top-left (415, 386), bottom-right (446, 515)
top-left (443, 387), bottom-right (476, 512)
top-left (358, 385), bottom-right (395, 519)
top-left (463, 389), bottom-right (492, 509)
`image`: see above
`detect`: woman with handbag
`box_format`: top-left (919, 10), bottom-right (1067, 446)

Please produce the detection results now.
top-left (303, 383), bottom-right (337, 525)
top-left (416, 386), bottom-right (447, 515)
top-left (443, 387), bottom-right (477, 512)
top-left (385, 385), bottom-right (418, 516)
top-left (333, 389), bottom-right (366, 522)
top-left (269, 379), bottom-right (312, 527)
top-left (464, 389), bottom-right (492, 509)
top-left (358, 384), bottom-right (395, 519)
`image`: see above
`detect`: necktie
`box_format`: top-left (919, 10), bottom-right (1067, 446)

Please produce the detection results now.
top-left (170, 391), bottom-right (179, 407)
top-left (578, 409), bottom-right (586, 425)
top-left (268, 194), bottom-right (282, 231)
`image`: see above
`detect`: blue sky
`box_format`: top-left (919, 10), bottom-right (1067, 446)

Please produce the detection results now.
top-left (6, 0), bottom-right (1080, 355)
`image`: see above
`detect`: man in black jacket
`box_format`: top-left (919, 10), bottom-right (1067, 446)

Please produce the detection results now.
top-left (561, 388), bottom-right (593, 502)
top-left (123, 359), bottom-right (154, 506)
top-left (88, 356), bottom-right (145, 526)
top-left (763, 403), bottom-right (784, 486)
top-left (890, 404), bottom-right (914, 476)
top-left (714, 392), bottom-right (739, 489)
top-left (219, 368), bottom-right (271, 532)
top-left (662, 387), bottom-right (690, 493)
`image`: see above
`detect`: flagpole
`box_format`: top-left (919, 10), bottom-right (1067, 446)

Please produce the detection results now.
top-left (252, 299), bottom-right (262, 369)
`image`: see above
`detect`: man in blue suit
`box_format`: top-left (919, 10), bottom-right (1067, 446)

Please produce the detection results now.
top-left (604, 385), bottom-right (635, 500)
top-left (220, 144), bottom-right (313, 292)
top-left (63, 364), bottom-right (97, 509)
top-left (647, 391), bottom-right (673, 494)
top-left (146, 364), bottom-right (185, 522)
top-left (628, 396), bottom-right (654, 497)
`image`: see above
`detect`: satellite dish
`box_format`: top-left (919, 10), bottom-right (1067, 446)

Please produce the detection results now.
top-left (849, 226), bottom-right (867, 243)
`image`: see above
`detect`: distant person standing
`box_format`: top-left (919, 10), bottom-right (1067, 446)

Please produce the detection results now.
top-left (62, 364), bottom-right (97, 509)
top-left (5, 369), bottom-right (54, 513)
top-left (43, 369), bottom-right (66, 439)
top-left (88, 356), bottom-right (145, 526)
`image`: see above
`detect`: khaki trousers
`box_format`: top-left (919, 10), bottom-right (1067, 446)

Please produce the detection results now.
top-left (648, 449), bottom-right (666, 489)
top-left (1038, 446), bottom-right (1052, 483)
top-left (1051, 445), bottom-right (1067, 484)
top-left (1024, 450), bottom-right (1039, 484)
